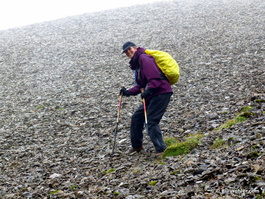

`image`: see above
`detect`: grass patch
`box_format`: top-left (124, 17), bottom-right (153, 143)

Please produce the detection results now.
top-left (149, 181), bottom-right (158, 186)
top-left (210, 137), bottom-right (227, 149)
top-left (70, 185), bottom-right (78, 190)
top-left (35, 104), bottom-right (45, 111)
top-left (214, 106), bottom-right (253, 131)
top-left (240, 106), bottom-right (253, 112)
top-left (50, 190), bottom-right (63, 195)
top-left (162, 134), bottom-right (203, 159)
top-left (113, 191), bottom-right (120, 196)
top-left (255, 99), bottom-right (265, 103)
top-left (257, 192), bottom-right (265, 199)
top-left (164, 137), bottom-right (179, 147)
top-left (216, 115), bottom-right (247, 130)
top-left (171, 170), bottom-right (180, 175)
top-left (102, 168), bottom-right (116, 174)
top-left (247, 151), bottom-right (262, 159)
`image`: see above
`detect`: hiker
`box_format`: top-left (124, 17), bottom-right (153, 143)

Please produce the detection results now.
top-left (120, 41), bottom-right (173, 156)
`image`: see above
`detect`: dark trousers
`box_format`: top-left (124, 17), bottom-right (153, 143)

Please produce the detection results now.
top-left (130, 93), bottom-right (172, 153)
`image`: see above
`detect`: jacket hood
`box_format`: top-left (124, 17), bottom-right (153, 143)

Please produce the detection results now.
top-left (129, 47), bottom-right (146, 70)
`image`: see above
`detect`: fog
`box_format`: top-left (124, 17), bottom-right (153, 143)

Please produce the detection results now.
top-left (0, 0), bottom-right (160, 30)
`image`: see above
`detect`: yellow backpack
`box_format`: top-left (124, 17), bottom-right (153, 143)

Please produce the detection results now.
top-left (144, 49), bottom-right (180, 85)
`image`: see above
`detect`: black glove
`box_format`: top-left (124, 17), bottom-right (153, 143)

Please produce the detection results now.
top-left (120, 87), bottom-right (130, 97)
top-left (141, 88), bottom-right (155, 99)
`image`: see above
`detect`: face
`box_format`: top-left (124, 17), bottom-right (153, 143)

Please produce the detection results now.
top-left (125, 46), bottom-right (137, 59)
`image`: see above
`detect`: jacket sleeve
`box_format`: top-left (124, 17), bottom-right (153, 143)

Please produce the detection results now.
top-left (127, 84), bottom-right (141, 96)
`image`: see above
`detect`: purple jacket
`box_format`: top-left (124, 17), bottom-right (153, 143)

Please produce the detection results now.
top-left (127, 47), bottom-right (172, 101)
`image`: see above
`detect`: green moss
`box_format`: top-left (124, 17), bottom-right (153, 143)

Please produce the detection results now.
top-left (113, 191), bottom-right (120, 195)
top-left (255, 99), bottom-right (265, 103)
top-left (238, 112), bottom-right (253, 118)
top-left (210, 138), bottom-right (227, 149)
top-left (250, 176), bottom-right (263, 184)
top-left (133, 169), bottom-right (140, 174)
top-left (149, 181), bottom-right (158, 186)
top-left (247, 151), bottom-right (261, 159)
top-left (50, 190), bottom-right (62, 195)
top-left (236, 115), bottom-right (248, 122)
top-left (70, 185), bottom-right (78, 190)
top-left (216, 115), bottom-right (247, 130)
top-left (35, 104), bottom-right (45, 111)
top-left (163, 142), bottom-right (192, 157)
top-left (252, 145), bottom-right (260, 149)
top-left (240, 106), bottom-right (253, 112)
top-left (102, 168), bottom-right (116, 174)
top-left (171, 170), bottom-right (180, 175)
top-left (162, 135), bottom-right (202, 158)
top-left (185, 133), bottom-right (204, 139)
top-left (257, 192), bottom-right (265, 199)
top-left (214, 106), bottom-right (255, 132)
top-left (164, 137), bottom-right (179, 147)
top-left (253, 176), bottom-right (262, 181)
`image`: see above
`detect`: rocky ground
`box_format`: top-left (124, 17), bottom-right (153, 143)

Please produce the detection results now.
top-left (0, 0), bottom-right (264, 198)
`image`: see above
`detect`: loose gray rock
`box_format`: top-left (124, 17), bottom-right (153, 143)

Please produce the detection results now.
top-left (0, 0), bottom-right (264, 198)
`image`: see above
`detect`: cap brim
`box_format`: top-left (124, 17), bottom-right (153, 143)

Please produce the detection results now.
top-left (121, 46), bottom-right (131, 54)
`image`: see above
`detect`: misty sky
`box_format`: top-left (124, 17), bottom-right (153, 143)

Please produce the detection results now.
top-left (0, 0), bottom-right (160, 30)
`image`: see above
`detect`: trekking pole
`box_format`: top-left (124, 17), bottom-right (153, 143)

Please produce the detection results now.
top-left (111, 92), bottom-right (123, 157)
top-left (141, 88), bottom-right (152, 160)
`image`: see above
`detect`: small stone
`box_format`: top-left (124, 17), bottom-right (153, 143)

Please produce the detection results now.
top-left (209, 113), bottom-right (219, 120)
top-left (49, 173), bottom-right (62, 179)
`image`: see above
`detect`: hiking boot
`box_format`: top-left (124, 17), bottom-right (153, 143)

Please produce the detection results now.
top-left (128, 146), bottom-right (144, 154)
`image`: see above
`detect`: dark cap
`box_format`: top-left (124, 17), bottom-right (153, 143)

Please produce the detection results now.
top-left (122, 41), bottom-right (136, 53)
